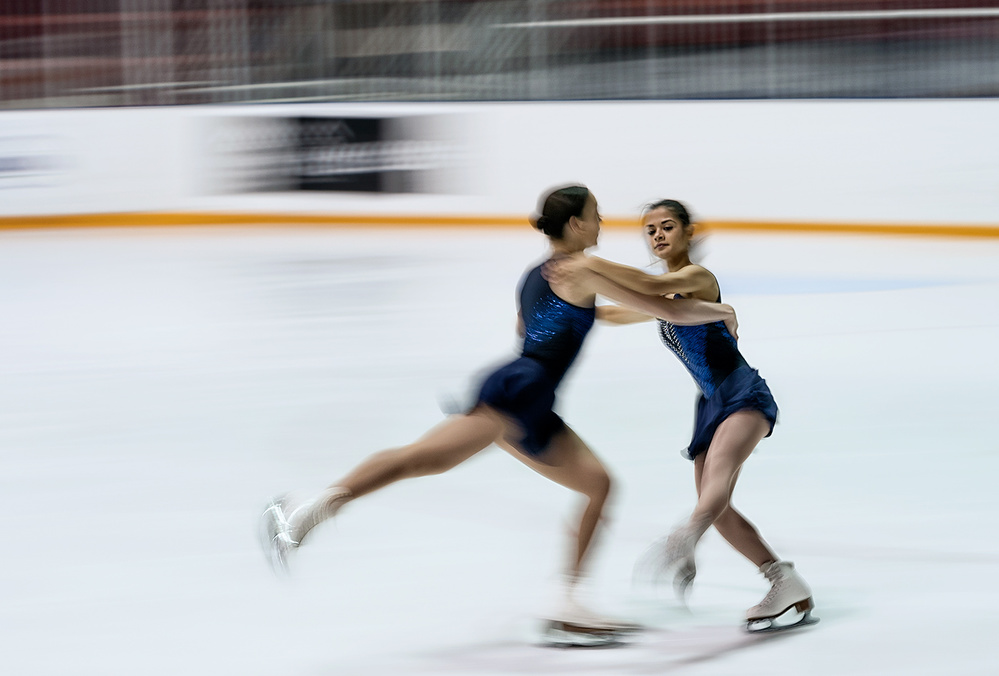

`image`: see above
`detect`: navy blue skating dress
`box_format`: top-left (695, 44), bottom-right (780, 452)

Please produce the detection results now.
top-left (658, 291), bottom-right (778, 461)
top-left (475, 263), bottom-right (595, 457)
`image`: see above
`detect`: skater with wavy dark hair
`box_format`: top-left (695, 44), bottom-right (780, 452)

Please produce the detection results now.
top-left (544, 199), bottom-right (815, 632)
top-left (260, 186), bottom-right (737, 643)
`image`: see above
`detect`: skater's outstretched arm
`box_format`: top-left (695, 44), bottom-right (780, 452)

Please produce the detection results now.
top-left (546, 261), bottom-right (737, 338)
top-left (595, 306), bottom-right (653, 325)
top-left (574, 255), bottom-right (716, 298)
top-left (587, 272), bottom-right (735, 330)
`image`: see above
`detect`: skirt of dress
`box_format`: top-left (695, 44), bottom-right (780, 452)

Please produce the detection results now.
top-left (684, 365), bottom-right (779, 461)
top-left (475, 356), bottom-right (565, 457)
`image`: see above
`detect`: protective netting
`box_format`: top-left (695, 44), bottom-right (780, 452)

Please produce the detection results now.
top-left (2, 1), bottom-right (998, 107)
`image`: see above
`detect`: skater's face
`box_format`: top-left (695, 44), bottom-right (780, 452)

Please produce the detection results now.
top-left (643, 206), bottom-right (690, 260)
top-left (572, 194), bottom-right (602, 250)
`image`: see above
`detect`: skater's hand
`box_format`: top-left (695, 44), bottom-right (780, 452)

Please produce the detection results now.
top-left (720, 304), bottom-right (739, 341)
top-left (542, 254), bottom-right (591, 288)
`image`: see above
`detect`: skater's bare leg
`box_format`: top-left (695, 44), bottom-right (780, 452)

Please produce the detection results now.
top-left (660, 410), bottom-right (772, 593)
top-left (285, 408), bottom-right (506, 546)
top-left (694, 451), bottom-right (777, 567)
top-left (686, 411), bottom-right (812, 623)
top-left (709, 504), bottom-right (777, 568)
top-left (336, 407), bottom-right (506, 498)
top-left (687, 410), bottom-right (771, 542)
top-left (501, 430), bottom-right (639, 632)
top-left (499, 427), bottom-right (612, 578)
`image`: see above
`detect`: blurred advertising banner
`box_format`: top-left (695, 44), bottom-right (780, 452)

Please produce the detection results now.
top-left (202, 114), bottom-right (467, 195)
top-left (0, 134), bottom-right (67, 191)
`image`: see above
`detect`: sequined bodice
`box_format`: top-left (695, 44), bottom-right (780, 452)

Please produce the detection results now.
top-left (519, 264), bottom-right (595, 384)
top-left (657, 293), bottom-right (746, 398)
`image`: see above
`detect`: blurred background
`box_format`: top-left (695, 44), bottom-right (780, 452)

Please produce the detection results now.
top-left (3, 0), bottom-right (999, 108)
top-left (2, 4), bottom-right (999, 676)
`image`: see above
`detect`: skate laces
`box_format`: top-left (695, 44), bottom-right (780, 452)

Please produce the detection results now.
top-left (757, 580), bottom-right (783, 607)
top-left (752, 563), bottom-right (789, 609)
top-left (762, 561), bottom-right (791, 584)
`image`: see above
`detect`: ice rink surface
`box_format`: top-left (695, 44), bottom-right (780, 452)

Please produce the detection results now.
top-left (1, 224), bottom-right (997, 676)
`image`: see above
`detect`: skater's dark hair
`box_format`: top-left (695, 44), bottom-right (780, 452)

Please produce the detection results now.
top-left (642, 199), bottom-right (693, 229)
top-left (532, 185), bottom-right (591, 240)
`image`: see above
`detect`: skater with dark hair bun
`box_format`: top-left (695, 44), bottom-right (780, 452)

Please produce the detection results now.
top-left (545, 199), bottom-right (816, 632)
top-left (260, 186), bottom-right (737, 643)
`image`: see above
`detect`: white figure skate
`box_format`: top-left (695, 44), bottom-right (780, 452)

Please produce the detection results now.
top-left (662, 522), bottom-right (700, 601)
top-left (745, 561), bottom-right (818, 633)
top-left (541, 577), bottom-right (643, 648)
top-left (258, 487), bottom-right (352, 575)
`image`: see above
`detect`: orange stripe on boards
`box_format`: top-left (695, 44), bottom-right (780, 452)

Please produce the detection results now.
top-left (0, 212), bottom-right (526, 230)
top-left (0, 212), bottom-right (998, 238)
top-left (700, 220), bottom-right (999, 239)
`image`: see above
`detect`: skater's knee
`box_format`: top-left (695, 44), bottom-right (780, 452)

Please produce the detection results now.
top-left (692, 497), bottom-right (730, 530)
top-left (583, 466), bottom-right (612, 503)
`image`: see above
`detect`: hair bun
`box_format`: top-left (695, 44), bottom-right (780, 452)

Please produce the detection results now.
top-left (535, 215), bottom-right (550, 230)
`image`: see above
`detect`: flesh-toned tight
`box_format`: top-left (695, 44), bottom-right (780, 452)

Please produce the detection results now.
top-left (331, 405), bottom-right (612, 577)
top-left (690, 410), bottom-right (777, 568)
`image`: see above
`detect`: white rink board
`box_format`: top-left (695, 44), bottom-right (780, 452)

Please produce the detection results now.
top-left (2, 100), bottom-right (999, 226)
top-left (0, 224), bottom-right (997, 676)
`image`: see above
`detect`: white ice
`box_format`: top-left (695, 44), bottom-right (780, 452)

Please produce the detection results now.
top-left (1, 225), bottom-right (997, 676)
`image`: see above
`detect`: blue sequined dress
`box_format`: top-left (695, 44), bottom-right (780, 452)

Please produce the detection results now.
top-left (475, 263), bottom-right (595, 456)
top-left (658, 292), bottom-right (778, 460)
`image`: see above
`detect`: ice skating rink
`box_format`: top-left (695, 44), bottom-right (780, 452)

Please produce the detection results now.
top-left (2, 224), bottom-right (997, 676)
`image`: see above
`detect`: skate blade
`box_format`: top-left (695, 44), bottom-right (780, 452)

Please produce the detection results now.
top-left (540, 621), bottom-right (632, 649)
top-left (746, 610), bottom-right (819, 634)
top-left (258, 498), bottom-right (293, 576)
top-left (552, 619), bottom-right (643, 635)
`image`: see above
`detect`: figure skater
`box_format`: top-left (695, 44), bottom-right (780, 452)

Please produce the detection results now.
top-left (544, 199), bottom-right (815, 632)
top-left (259, 186), bottom-right (737, 638)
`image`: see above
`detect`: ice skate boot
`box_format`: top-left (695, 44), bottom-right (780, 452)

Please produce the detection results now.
top-left (745, 561), bottom-right (818, 632)
top-left (541, 577), bottom-right (642, 647)
top-left (662, 522), bottom-right (700, 601)
top-left (259, 487), bottom-right (352, 575)
top-left (285, 486), bottom-right (352, 546)
top-left (259, 496), bottom-right (297, 575)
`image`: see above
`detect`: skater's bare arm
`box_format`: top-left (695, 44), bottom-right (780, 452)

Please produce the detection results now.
top-left (595, 306), bottom-right (654, 325)
top-left (545, 257), bottom-right (736, 336)
top-left (582, 272), bottom-right (736, 336)
top-left (583, 256), bottom-right (715, 298)
top-left (599, 277), bottom-right (737, 336)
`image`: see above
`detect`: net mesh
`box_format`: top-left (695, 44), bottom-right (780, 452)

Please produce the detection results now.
top-left (2, 0), bottom-right (998, 108)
